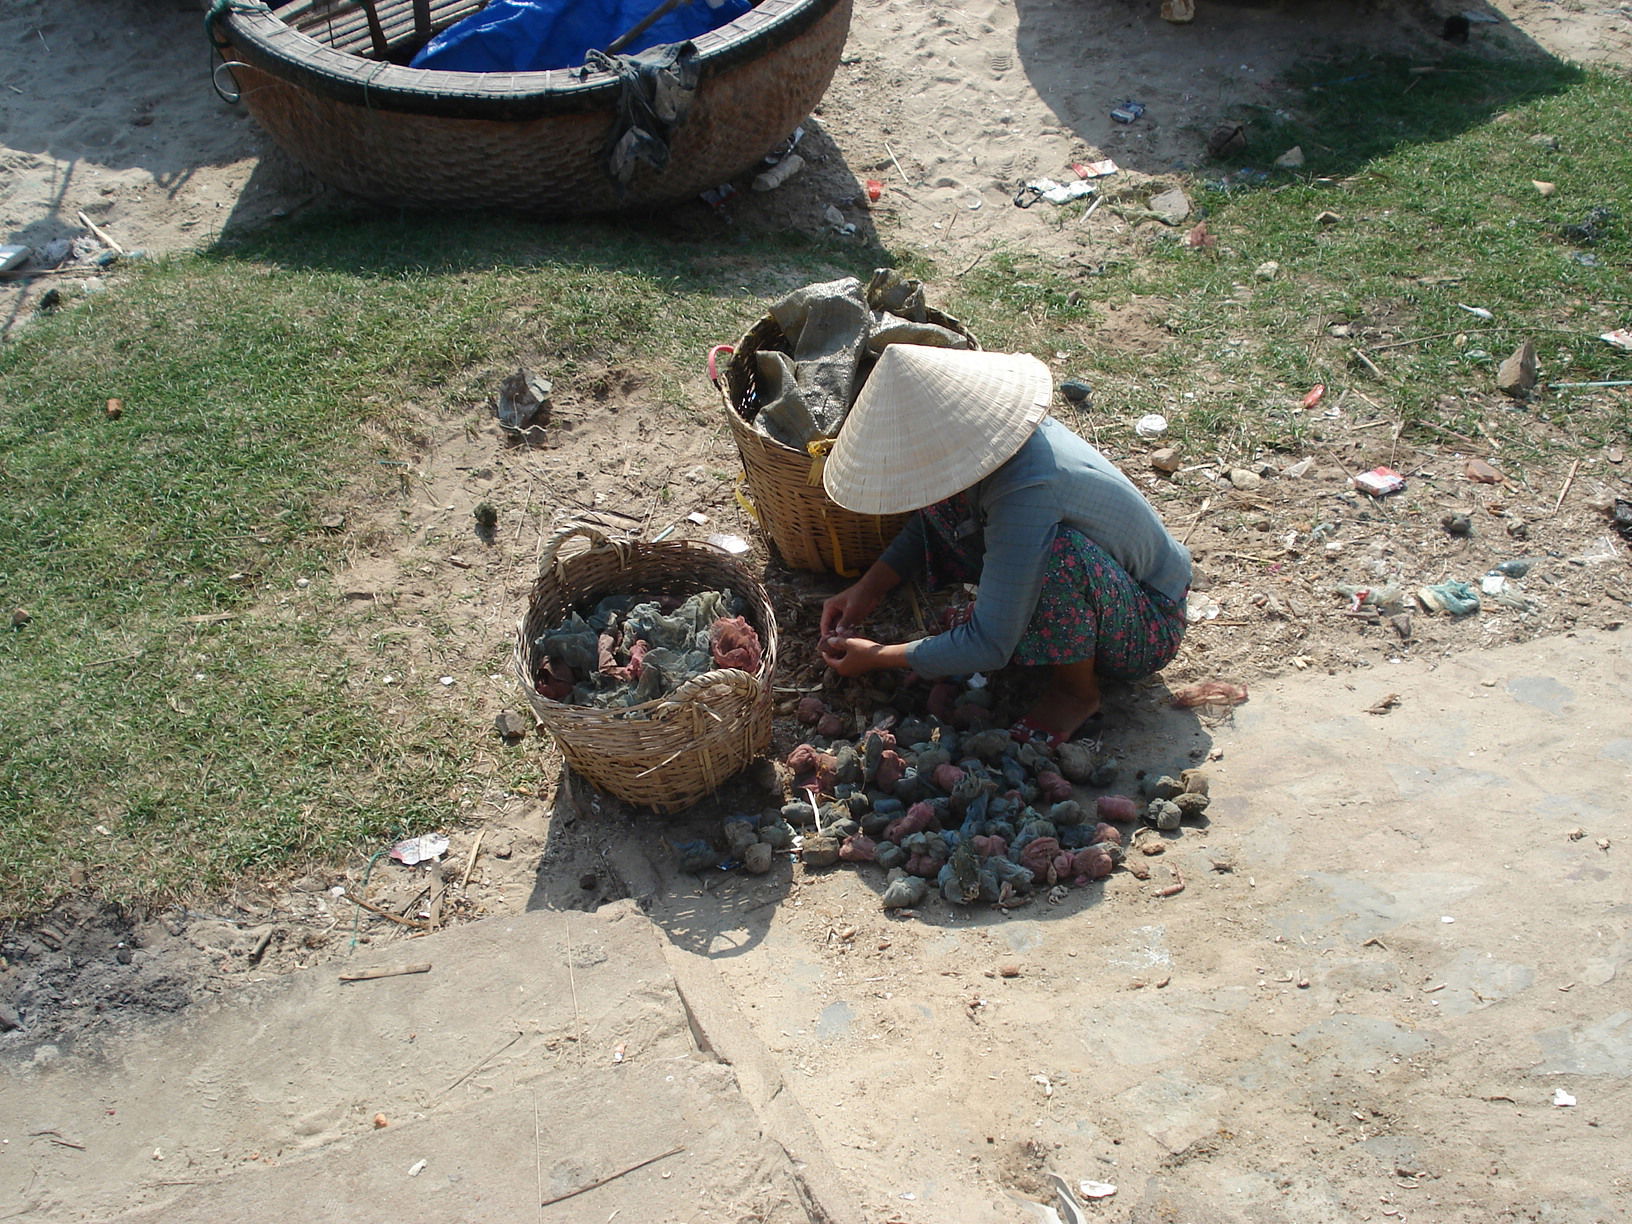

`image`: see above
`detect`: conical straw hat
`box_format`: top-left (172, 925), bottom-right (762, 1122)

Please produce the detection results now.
top-left (822, 345), bottom-right (1052, 515)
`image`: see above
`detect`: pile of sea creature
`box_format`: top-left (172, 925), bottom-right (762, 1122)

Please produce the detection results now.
top-left (708, 679), bottom-right (1211, 911)
top-left (530, 589), bottom-right (762, 709)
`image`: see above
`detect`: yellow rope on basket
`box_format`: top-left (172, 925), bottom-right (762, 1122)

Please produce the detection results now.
top-left (825, 514), bottom-right (855, 578)
top-left (733, 476), bottom-right (760, 523)
top-left (805, 437), bottom-right (836, 487)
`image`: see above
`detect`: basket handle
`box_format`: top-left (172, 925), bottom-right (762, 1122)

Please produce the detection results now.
top-left (652, 666), bottom-right (765, 718)
top-left (537, 523), bottom-right (628, 581)
top-left (707, 344), bottom-right (734, 387)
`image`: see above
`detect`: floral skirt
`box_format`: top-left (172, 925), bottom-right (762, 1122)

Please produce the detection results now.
top-left (917, 499), bottom-right (1186, 680)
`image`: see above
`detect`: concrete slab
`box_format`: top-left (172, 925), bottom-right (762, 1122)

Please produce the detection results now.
top-left (615, 629), bottom-right (1632, 1223)
top-left (0, 901), bottom-right (858, 1223)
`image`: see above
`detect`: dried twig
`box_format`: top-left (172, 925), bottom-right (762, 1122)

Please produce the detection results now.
top-left (436, 1030), bottom-right (523, 1099)
top-left (1551, 458), bottom-right (1581, 516)
top-left (1155, 864), bottom-right (1186, 898)
top-left (428, 863), bottom-right (447, 930)
top-left (883, 141), bottom-right (909, 184)
top-left (539, 1146), bottom-right (686, 1209)
top-left (1367, 328), bottom-right (1468, 351)
top-left (1180, 497), bottom-right (1212, 546)
top-left (30, 1131), bottom-right (85, 1150)
top-left (460, 829), bottom-right (486, 888)
top-left (342, 889), bottom-right (430, 930)
top-left (338, 962), bottom-right (432, 982)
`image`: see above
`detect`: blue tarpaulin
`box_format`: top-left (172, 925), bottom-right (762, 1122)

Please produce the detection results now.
top-left (410, 0), bottom-right (754, 73)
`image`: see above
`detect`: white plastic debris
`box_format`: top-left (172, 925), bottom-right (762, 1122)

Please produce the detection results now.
top-left (1080, 1180), bottom-right (1118, 1199)
top-left (1033, 179), bottom-right (1096, 205)
top-left (1600, 328), bottom-right (1632, 352)
top-left (390, 834), bottom-right (450, 865)
top-left (1457, 303), bottom-right (1494, 320)
top-left (706, 532), bottom-right (752, 555)
top-left (407, 1158), bottom-right (428, 1176)
top-left (1135, 413), bottom-right (1168, 439)
top-left (1553, 1088), bottom-right (1576, 1107)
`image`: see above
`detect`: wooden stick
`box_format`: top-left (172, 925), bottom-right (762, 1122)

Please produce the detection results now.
top-left (1352, 348), bottom-right (1386, 379)
top-left (606, 0), bottom-right (691, 54)
top-left (355, 0), bottom-right (388, 58)
top-left (884, 141), bottom-right (908, 183)
top-left (1155, 864), bottom-right (1186, 898)
top-left (539, 1146), bottom-right (686, 1209)
top-left (339, 963), bottom-right (432, 982)
top-left (1180, 496), bottom-right (1212, 546)
top-left (1551, 457), bottom-right (1581, 516)
top-left (76, 211), bottom-right (124, 255)
top-left (460, 829), bottom-right (486, 888)
top-left (343, 890), bottom-right (430, 930)
top-left (428, 863), bottom-right (447, 931)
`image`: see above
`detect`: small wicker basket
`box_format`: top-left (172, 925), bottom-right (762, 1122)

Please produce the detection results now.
top-left (711, 309), bottom-right (977, 576)
top-left (514, 526), bottom-right (777, 813)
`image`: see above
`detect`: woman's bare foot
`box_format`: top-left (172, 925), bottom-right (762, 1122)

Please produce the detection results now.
top-left (1018, 661), bottom-right (1102, 743)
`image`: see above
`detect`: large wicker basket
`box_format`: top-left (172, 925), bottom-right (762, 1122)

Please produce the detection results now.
top-left (710, 309), bottom-right (977, 575)
top-left (514, 526), bottom-right (777, 813)
top-left (207, 0), bottom-right (852, 213)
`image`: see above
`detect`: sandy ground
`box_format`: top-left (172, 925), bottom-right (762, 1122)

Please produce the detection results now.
top-left (3, 0), bottom-right (1632, 1220)
top-left (3, 0), bottom-right (1630, 316)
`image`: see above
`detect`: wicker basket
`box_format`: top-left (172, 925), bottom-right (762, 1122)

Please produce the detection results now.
top-left (711, 309), bottom-right (978, 575)
top-left (514, 526), bottom-right (777, 813)
top-left (207, 0), bottom-right (852, 213)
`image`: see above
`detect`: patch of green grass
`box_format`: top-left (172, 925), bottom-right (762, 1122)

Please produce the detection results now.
top-left (0, 220), bottom-right (860, 918)
top-left (959, 60), bottom-right (1632, 464)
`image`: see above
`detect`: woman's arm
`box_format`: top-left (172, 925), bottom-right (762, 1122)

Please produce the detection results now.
top-left (903, 486), bottom-right (1059, 677)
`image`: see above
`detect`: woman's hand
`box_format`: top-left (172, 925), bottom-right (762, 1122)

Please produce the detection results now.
top-left (819, 559), bottom-right (902, 636)
top-left (820, 634), bottom-right (909, 677)
top-left (819, 585), bottom-right (879, 639)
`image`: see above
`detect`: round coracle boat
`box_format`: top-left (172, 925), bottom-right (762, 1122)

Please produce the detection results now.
top-left (206, 0), bottom-right (852, 213)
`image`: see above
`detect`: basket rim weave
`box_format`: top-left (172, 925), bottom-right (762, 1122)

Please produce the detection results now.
top-left (214, 0), bottom-right (847, 120)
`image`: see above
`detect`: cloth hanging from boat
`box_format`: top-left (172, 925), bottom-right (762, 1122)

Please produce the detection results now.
top-left (585, 44), bottom-right (703, 193)
top-left (411, 0), bottom-right (752, 73)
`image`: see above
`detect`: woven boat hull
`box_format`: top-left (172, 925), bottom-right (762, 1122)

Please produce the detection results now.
top-left (214, 0), bottom-right (852, 212)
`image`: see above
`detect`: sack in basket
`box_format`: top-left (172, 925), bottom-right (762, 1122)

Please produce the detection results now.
top-left (710, 270), bottom-right (979, 574)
